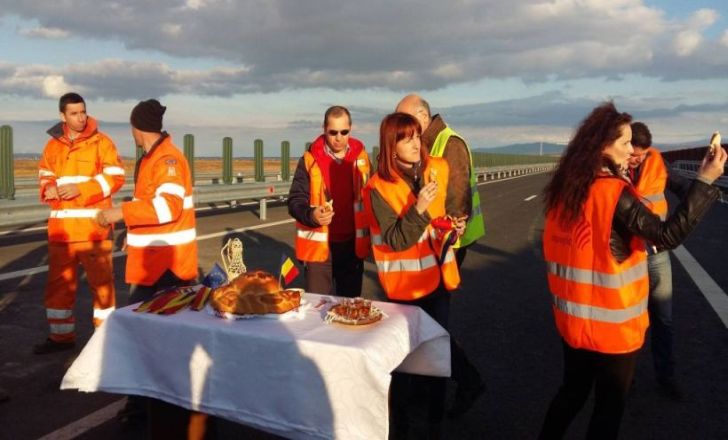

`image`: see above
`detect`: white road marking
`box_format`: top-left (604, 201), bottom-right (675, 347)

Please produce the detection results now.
top-left (36, 399), bottom-right (126, 440)
top-left (524, 195), bottom-right (537, 201)
top-left (0, 218), bottom-right (296, 282)
top-left (672, 245), bottom-right (728, 329)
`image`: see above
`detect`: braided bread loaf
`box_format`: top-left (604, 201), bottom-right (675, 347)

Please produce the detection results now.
top-left (210, 270), bottom-right (301, 315)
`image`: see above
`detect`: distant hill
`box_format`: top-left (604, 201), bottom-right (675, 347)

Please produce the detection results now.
top-left (473, 142), bottom-right (565, 156)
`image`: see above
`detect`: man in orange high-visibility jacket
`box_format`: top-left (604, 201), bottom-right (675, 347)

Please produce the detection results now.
top-left (628, 122), bottom-right (691, 399)
top-left (98, 99), bottom-right (198, 302)
top-left (98, 99), bottom-right (202, 433)
top-left (35, 92), bottom-right (125, 355)
top-left (287, 106), bottom-right (371, 297)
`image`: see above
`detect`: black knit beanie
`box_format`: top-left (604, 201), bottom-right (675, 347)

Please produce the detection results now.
top-left (130, 99), bottom-right (166, 132)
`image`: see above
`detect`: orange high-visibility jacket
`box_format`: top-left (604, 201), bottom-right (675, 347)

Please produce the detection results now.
top-left (38, 117), bottom-right (125, 242)
top-left (363, 157), bottom-right (460, 301)
top-left (543, 176), bottom-right (649, 354)
top-left (634, 147), bottom-right (668, 220)
top-left (294, 145), bottom-right (371, 262)
top-left (121, 134), bottom-right (198, 285)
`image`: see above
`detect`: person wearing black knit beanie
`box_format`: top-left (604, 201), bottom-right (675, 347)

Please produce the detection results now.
top-left (130, 99), bottom-right (166, 133)
top-left (97, 100), bottom-right (208, 435)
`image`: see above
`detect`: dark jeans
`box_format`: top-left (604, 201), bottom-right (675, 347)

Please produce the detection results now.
top-left (647, 251), bottom-right (674, 381)
top-left (390, 289), bottom-right (481, 425)
top-left (539, 341), bottom-right (639, 440)
top-left (304, 239), bottom-right (363, 297)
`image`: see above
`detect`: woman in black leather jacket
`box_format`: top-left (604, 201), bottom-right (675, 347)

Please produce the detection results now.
top-left (538, 102), bottom-right (726, 440)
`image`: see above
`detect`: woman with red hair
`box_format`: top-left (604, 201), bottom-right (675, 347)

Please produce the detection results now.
top-left (539, 102), bottom-right (726, 439)
top-left (363, 112), bottom-right (478, 438)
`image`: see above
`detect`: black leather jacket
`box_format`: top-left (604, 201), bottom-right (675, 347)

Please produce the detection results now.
top-left (610, 178), bottom-right (720, 262)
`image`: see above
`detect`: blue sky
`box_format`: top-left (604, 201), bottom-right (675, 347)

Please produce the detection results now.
top-left (1, 0), bottom-right (728, 156)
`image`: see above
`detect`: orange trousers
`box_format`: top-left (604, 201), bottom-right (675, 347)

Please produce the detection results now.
top-left (45, 240), bottom-right (115, 342)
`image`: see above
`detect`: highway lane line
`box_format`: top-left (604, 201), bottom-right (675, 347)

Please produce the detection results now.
top-left (0, 218), bottom-right (296, 282)
top-left (524, 195), bottom-right (537, 201)
top-left (36, 398), bottom-right (125, 440)
top-left (672, 245), bottom-right (728, 329)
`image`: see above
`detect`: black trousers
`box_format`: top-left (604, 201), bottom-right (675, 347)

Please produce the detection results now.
top-left (304, 239), bottom-right (363, 297)
top-left (539, 340), bottom-right (640, 440)
top-left (390, 289), bottom-right (481, 425)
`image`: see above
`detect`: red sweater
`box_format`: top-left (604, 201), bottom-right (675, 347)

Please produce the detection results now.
top-left (310, 135), bottom-right (364, 242)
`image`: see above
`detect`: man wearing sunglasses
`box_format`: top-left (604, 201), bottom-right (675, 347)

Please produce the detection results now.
top-left (288, 106), bottom-right (371, 296)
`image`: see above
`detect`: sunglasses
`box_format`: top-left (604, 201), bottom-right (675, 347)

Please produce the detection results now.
top-left (327, 129), bottom-right (350, 136)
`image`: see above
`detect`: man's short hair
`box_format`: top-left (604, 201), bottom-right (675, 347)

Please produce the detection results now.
top-left (59, 93), bottom-right (85, 113)
top-left (323, 106), bottom-right (351, 127)
top-left (631, 122), bottom-right (652, 148)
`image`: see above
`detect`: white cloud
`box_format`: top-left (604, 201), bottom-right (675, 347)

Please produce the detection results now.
top-left (19, 26), bottom-right (70, 39)
top-left (674, 30), bottom-right (702, 56)
top-left (721, 30), bottom-right (728, 47)
top-left (0, 0), bottom-right (727, 97)
top-left (41, 75), bottom-right (71, 97)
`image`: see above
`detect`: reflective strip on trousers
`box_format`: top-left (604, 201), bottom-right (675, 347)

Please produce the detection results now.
top-left (56, 176), bottom-right (92, 185)
top-left (47, 308), bottom-right (73, 319)
top-left (376, 255), bottom-right (438, 273)
top-left (93, 307), bottom-right (116, 320)
top-left (127, 228), bottom-right (197, 247)
top-left (353, 201), bottom-right (363, 213)
top-left (546, 261), bottom-right (647, 289)
top-left (552, 295), bottom-right (648, 324)
top-left (297, 229), bottom-right (328, 242)
top-left (356, 228), bottom-right (369, 238)
top-left (94, 173), bottom-right (111, 198)
top-left (49, 209), bottom-right (100, 219)
top-left (50, 323), bottom-right (74, 335)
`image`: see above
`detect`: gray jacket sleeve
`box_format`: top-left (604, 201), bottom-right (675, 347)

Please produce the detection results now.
top-left (370, 187), bottom-right (431, 251)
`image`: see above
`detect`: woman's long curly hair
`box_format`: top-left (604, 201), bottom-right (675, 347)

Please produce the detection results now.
top-left (543, 101), bottom-right (632, 227)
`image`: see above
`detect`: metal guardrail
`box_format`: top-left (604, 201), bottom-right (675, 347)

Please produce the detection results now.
top-left (0, 164), bottom-right (556, 228)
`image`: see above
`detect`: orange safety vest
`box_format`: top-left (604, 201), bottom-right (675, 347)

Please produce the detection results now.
top-left (543, 176), bottom-right (649, 354)
top-left (121, 134), bottom-right (198, 285)
top-left (363, 157), bottom-right (460, 301)
top-left (38, 117), bottom-right (125, 242)
top-left (633, 147), bottom-right (668, 220)
top-left (294, 148), bottom-right (371, 262)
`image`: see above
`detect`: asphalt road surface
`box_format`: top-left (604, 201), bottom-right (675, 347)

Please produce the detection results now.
top-left (1, 172), bottom-right (727, 439)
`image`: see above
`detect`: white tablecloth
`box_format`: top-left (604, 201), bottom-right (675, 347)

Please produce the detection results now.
top-left (61, 293), bottom-right (450, 440)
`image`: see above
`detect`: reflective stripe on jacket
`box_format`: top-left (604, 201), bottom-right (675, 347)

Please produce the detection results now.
top-left (363, 157), bottom-right (460, 301)
top-left (429, 126), bottom-right (485, 247)
top-left (121, 134), bottom-right (198, 285)
top-left (543, 176), bottom-right (649, 354)
top-left (38, 117), bottom-right (125, 242)
top-left (294, 145), bottom-right (371, 262)
top-left (634, 147), bottom-right (668, 220)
